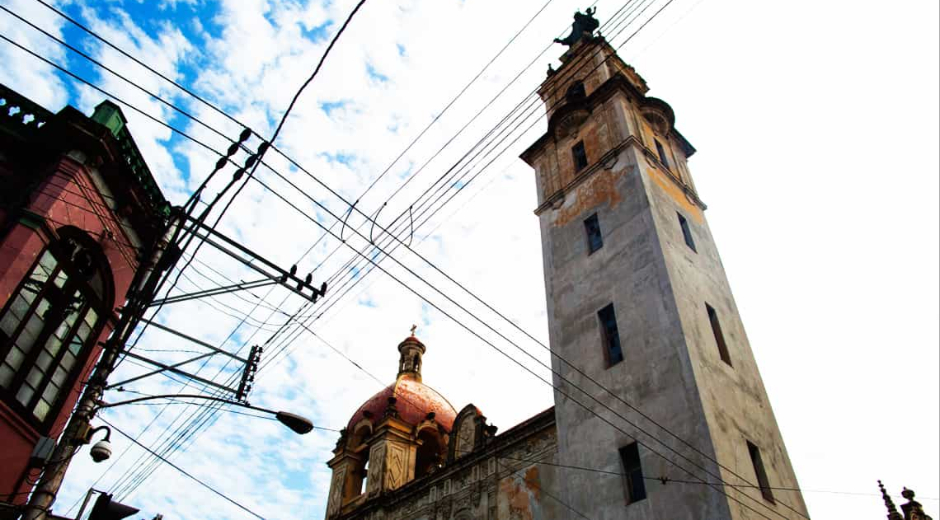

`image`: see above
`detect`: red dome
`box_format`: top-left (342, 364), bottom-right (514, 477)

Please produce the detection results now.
top-left (347, 377), bottom-right (457, 432)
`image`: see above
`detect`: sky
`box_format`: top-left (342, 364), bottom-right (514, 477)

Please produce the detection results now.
top-left (0, 0), bottom-right (937, 519)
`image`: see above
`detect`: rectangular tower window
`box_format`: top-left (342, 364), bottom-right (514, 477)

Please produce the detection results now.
top-left (678, 213), bottom-right (696, 252)
top-left (572, 141), bottom-right (588, 171)
top-left (655, 139), bottom-right (670, 167)
top-left (706, 303), bottom-right (732, 366)
top-left (619, 442), bottom-right (647, 504)
top-left (598, 304), bottom-right (623, 366)
top-left (584, 213), bottom-right (603, 254)
top-left (747, 441), bottom-right (775, 503)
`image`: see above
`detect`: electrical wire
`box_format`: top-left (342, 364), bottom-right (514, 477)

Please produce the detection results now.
top-left (61, 1), bottom-right (801, 515)
top-left (77, 0), bottom-right (600, 498)
top-left (284, 0), bottom-right (654, 324)
top-left (11, 2), bottom-right (802, 517)
top-left (241, 5), bottom-right (811, 518)
top-left (496, 455), bottom-right (940, 500)
top-left (97, 417), bottom-right (265, 520)
top-left (107, 0), bottom-right (373, 402)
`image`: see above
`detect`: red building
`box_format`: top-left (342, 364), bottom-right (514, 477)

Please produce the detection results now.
top-left (0, 84), bottom-right (168, 514)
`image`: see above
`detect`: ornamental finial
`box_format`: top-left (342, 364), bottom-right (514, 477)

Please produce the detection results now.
top-left (410, 324), bottom-right (417, 336)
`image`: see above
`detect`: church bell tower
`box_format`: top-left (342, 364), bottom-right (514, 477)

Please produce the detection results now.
top-left (521, 11), bottom-right (809, 519)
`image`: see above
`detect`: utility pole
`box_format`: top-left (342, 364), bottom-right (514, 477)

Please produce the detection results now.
top-left (20, 211), bottom-right (182, 520)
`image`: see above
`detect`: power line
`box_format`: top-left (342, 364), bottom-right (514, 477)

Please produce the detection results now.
top-left (96, 417), bottom-right (266, 520)
top-left (5, 11), bottom-right (728, 512)
top-left (292, 0), bottom-right (655, 323)
top-left (248, 3), bottom-right (810, 517)
top-left (81, 0), bottom-right (611, 498)
top-left (12, 2), bottom-right (799, 517)
top-left (44, 3), bottom-right (800, 512)
top-left (109, 0), bottom-right (372, 404)
top-left (496, 455), bottom-right (940, 501)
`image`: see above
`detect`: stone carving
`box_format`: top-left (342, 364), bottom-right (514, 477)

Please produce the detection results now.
top-left (387, 444), bottom-right (407, 490)
top-left (327, 467), bottom-right (346, 517)
top-left (438, 496), bottom-right (453, 519)
top-left (367, 443), bottom-right (386, 495)
top-left (455, 416), bottom-right (476, 459)
top-left (471, 480), bottom-right (484, 508)
top-left (554, 8), bottom-right (599, 47)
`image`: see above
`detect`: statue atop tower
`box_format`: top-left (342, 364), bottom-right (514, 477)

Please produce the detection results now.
top-left (554, 7), bottom-right (599, 46)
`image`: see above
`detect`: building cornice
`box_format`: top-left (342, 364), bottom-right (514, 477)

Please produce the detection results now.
top-left (533, 135), bottom-right (707, 217)
top-left (337, 407), bottom-right (556, 519)
top-left (520, 72), bottom-right (696, 164)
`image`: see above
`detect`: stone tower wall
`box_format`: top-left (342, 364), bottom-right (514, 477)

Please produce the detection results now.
top-left (525, 36), bottom-right (808, 520)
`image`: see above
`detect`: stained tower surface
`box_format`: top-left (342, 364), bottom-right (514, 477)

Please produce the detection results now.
top-left (520, 12), bottom-right (809, 520)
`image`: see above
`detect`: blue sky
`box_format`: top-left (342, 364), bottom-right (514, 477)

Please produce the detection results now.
top-left (0, 0), bottom-right (937, 519)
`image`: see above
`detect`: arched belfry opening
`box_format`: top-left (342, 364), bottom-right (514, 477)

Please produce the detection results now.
top-left (341, 422), bottom-right (372, 502)
top-left (414, 425), bottom-right (445, 479)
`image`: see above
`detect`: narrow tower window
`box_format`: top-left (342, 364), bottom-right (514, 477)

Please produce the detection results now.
top-left (584, 213), bottom-right (603, 254)
top-left (566, 81), bottom-right (586, 101)
top-left (655, 139), bottom-right (670, 167)
top-left (706, 303), bottom-right (732, 366)
top-left (598, 304), bottom-right (623, 366)
top-left (747, 441), bottom-right (775, 503)
top-left (678, 213), bottom-right (696, 252)
top-left (572, 141), bottom-right (588, 171)
top-left (619, 442), bottom-right (647, 504)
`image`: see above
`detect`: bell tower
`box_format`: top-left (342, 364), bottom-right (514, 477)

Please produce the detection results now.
top-left (521, 11), bottom-right (808, 520)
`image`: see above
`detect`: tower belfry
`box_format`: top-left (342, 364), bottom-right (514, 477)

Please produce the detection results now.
top-left (521, 10), bottom-right (808, 519)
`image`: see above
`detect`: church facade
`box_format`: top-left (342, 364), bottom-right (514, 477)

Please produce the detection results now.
top-left (325, 11), bottom-right (808, 520)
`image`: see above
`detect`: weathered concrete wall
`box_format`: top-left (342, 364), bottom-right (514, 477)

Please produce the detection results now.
top-left (538, 144), bottom-right (730, 520)
top-left (639, 146), bottom-right (809, 517)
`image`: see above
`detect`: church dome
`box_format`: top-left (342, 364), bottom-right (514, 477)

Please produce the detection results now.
top-left (346, 377), bottom-right (457, 432)
top-left (346, 333), bottom-right (457, 432)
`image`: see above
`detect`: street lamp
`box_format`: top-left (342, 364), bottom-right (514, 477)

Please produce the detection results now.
top-left (98, 394), bottom-right (315, 435)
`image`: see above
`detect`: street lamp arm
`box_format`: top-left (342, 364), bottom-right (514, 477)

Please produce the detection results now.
top-left (100, 393), bottom-right (273, 413)
top-left (99, 394), bottom-right (314, 434)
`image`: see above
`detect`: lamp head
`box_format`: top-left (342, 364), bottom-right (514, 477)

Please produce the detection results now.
top-left (275, 411), bottom-right (314, 434)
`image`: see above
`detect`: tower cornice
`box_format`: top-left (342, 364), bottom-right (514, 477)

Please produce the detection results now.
top-left (521, 72), bottom-right (695, 164)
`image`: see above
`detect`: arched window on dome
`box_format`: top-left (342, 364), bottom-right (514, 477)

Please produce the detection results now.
top-left (414, 427), bottom-right (445, 479)
top-left (0, 227), bottom-right (113, 431)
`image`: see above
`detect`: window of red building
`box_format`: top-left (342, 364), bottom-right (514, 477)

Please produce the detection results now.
top-left (0, 226), bottom-right (112, 430)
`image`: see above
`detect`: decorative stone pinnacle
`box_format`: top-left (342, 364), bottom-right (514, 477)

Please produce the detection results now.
top-left (881, 480), bottom-right (903, 520)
